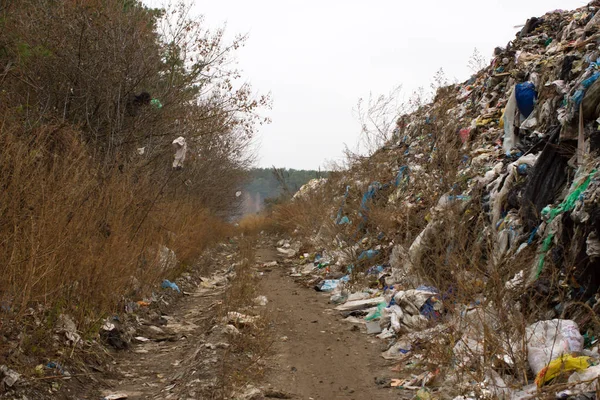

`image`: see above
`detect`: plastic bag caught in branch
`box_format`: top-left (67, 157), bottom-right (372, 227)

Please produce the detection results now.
top-left (172, 137), bottom-right (187, 169)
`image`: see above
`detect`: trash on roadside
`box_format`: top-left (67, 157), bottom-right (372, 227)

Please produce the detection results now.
top-left (161, 279), bottom-right (181, 293)
top-left (364, 301), bottom-right (387, 321)
top-left (150, 98), bottom-right (162, 109)
top-left (263, 261), bottom-right (278, 267)
top-left (227, 312), bottom-right (259, 326)
top-left (103, 394), bottom-right (129, 400)
top-left (335, 297), bottom-right (386, 312)
top-left (56, 314), bottom-right (81, 346)
top-left (46, 362), bottom-right (67, 376)
top-left (534, 354), bottom-right (590, 387)
top-left (366, 320), bottom-right (383, 335)
top-left (358, 249), bottom-right (380, 261)
top-left (100, 318), bottom-right (128, 350)
top-left (562, 364), bottom-right (600, 394)
top-left (382, 340), bottom-right (412, 360)
top-left (329, 292), bottom-right (348, 304)
top-left (315, 275), bottom-right (349, 292)
top-left (222, 324), bottom-right (241, 336)
top-left (253, 295), bottom-right (268, 306)
top-left (515, 81), bottom-right (537, 118)
top-left (261, 3), bottom-right (600, 398)
top-left (159, 245), bottom-right (177, 271)
top-left (0, 365), bottom-right (20, 387)
top-left (277, 247), bottom-right (298, 258)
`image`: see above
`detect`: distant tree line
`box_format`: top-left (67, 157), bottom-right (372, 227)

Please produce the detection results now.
top-left (244, 168), bottom-right (327, 210)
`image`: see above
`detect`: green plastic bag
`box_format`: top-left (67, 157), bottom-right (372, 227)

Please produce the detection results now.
top-left (365, 302), bottom-right (387, 321)
top-left (150, 98), bottom-right (163, 109)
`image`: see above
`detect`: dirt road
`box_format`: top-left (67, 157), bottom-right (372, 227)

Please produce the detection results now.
top-left (257, 248), bottom-right (400, 400)
top-left (66, 242), bottom-right (401, 400)
top-left (79, 269), bottom-right (231, 400)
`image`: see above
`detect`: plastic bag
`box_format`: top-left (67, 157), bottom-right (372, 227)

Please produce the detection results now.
top-left (365, 302), bottom-right (387, 321)
top-left (566, 364), bottom-right (600, 393)
top-left (534, 354), bottom-right (590, 387)
top-left (316, 275), bottom-right (349, 292)
top-left (502, 89), bottom-right (519, 153)
top-left (515, 82), bottom-right (537, 118)
top-left (161, 279), bottom-right (180, 292)
top-left (172, 136), bottom-right (187, 169)
top-left (526, 319), bottom-right (584, 375)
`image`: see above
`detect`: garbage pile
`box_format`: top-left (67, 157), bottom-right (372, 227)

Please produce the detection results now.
top-left (284, 2), bottom-right (600, 398)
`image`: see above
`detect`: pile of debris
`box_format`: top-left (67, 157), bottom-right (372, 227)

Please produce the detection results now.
top-left (282, 2), bottom-right (600, 398)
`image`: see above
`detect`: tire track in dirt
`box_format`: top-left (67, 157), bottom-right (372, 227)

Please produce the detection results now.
top-left (256, 248), bottom-right (402, 400)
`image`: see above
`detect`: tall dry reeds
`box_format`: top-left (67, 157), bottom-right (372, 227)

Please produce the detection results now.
top-left (0, 117), bottom-right (233, 336)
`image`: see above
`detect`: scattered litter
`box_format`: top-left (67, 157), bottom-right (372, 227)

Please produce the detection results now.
top-left (171, 136), bottom-right (187, 169)
top-left (103, 394), bottom-right (128, 400)
top-left (227, 312), bottom-right (259, 326)
top-left (253, 295), bottom-right (268, 306)
top-left (263, 261), bottom-right (278, 267)
top-left (335, 297), bottom-right (386, 312)
top-left (534, 354), bottom-right (590, 387)
top-left (161, 280), bottom-right (181, 293)
top-left (0, 365), bottom-right (20, 387)
top-left (526, 319), bottom-right (584, 376)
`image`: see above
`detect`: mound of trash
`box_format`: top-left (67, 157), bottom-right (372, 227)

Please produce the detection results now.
top-left (282, 2), bottom-right (600, 398)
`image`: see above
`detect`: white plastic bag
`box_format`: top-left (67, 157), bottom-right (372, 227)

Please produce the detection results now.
top-left (503, 88), bottom-right (519, 153)
top-left (172, 136), bottom-right (187, 169)
top-left (566, 364), bottom-right (600, 393)
top-left (387, 305), bottom-right (404, 333)
top-left (526, 319), bottom-right (583, 375)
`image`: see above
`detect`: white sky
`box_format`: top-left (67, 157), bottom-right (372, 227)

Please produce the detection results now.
top-left (145, 0), bottom-right (588, 170)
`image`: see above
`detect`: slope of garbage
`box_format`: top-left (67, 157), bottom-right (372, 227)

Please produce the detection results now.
top-left (275, 2), bottom-right (600, 399)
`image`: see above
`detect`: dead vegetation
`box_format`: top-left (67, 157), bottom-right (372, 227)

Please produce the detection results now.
top-left (0, 0), bottom-right (267, 373)
top-left (210, 236), bottom-right (274, 399)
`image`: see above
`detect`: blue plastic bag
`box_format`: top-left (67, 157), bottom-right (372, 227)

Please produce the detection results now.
top-left (515, 82), bottom-right (537, 118)
top-left (358, 249), bottom-right (380, 261)
top-left (582, 72), bottom-right (600, 89)
top-left (161, 280), bottom-right (180, 293)
top-left (316, 275), bottom-right (349, 292)
top-left (394, 166), bottom-right (409, 187)
top-left (360, 182), bottom-right (382, 211)
top-left (337, 216), bottom-right (350, 225)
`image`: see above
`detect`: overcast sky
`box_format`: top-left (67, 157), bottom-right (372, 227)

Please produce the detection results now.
top-left (145, 0), bottom-right (588, 170)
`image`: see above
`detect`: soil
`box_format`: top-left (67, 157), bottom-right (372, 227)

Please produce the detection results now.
top-left (256, 247), bottom-right (400, 400)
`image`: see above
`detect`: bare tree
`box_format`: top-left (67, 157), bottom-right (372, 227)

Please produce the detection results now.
top-left (354, 85), bottom-right (405, 155)
top-left (468, 48), bottom-right (489, 73)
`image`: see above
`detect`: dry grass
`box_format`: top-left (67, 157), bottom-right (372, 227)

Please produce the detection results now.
top-left (0, 118), bottom-right (233, 362)
top-left (211, 235), bottom-right (273, 399)
top-left (236, 213), bottom-right (278, 236)
top-left (270, 183), bottom-right (337, 239)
